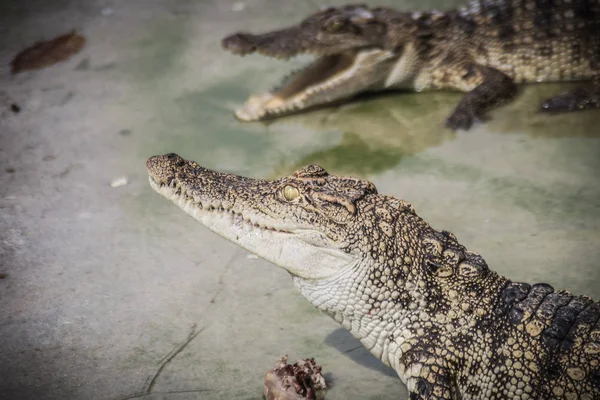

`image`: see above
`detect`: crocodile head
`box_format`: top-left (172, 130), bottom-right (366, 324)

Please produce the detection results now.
top-left (222, 5), bottom-right (416, 121)
top-left (147, 153), bottom-right (504, 373)
top-left (147, 153), bottom-right (420, 281)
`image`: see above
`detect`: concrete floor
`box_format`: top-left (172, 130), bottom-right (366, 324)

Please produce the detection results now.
top-left (1, 0), bottom-right (599, 399)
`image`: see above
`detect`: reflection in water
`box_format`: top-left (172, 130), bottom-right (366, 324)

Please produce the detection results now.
top-left (267, 92), bottom-right (457, 177)
top-left (291, 132), bottom-right (404, 176)
top-left (264, 82), bottom-right (600, 177)
top-left (488, 83), bottom-right (600, 138)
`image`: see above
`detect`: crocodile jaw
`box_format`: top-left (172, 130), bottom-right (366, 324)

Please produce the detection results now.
top-left (235, 48), bottom-right (398, 121)
top-left (148, 173), bottom-right (354, 280)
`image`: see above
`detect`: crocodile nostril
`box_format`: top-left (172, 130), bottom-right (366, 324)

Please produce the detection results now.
top-left (166, 153), bottom-right (178, 159)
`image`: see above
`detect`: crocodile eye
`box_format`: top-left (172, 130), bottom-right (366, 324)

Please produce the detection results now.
top-left (282, 185), bottom-right (300, 201)
top-left (325, 19), bottom-right (346, 32)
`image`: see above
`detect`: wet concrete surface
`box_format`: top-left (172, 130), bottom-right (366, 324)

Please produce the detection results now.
top-left (0, 0), bottom-right (599, 399)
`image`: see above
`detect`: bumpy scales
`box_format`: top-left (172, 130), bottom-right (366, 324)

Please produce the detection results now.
top-left (222, 0), bottom-right (600, 130)
top-left (147, 153), bottom-right (600, 399)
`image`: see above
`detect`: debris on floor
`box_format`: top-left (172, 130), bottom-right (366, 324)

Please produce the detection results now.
top-left (110, 177), bottom-right (128, 188)
top-left (0, 92), bottom-right (20, 118)
top-left (264, 356), bottom-right (327, 400)
top-left (11, 31), bottom-right (86, 74)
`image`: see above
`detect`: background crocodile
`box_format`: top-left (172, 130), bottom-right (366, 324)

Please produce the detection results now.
top-left (147, 153), bottom-right (600, 400)
top-left (222, 0), bottom-right (600, 130)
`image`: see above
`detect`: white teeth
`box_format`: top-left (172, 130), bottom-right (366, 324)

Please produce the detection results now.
top-left (236, 48), bottom-right (396, 121)
top-left (238, 71), bottom-right (345, 120)
top-left (151, 178), bottom-right (289, 234)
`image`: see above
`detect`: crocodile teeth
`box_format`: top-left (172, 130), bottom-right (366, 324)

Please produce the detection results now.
top-left (149, 176), bottom-right (292, 234)
top-left (237, 67), bottom-right (350, 120)
top-left (235, 49), bottom-right (397, 121)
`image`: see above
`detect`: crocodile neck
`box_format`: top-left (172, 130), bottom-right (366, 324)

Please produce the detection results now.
top-left (293, 233), bottom-right (510, 381)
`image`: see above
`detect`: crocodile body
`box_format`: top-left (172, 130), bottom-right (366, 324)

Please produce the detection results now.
top-left (147, 153), bottom-right (600, 400)
top-left (222, 0), bottom-right (600, 129)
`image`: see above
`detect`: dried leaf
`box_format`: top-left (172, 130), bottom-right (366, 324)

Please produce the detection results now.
top-left (11, 30), bottom-right (86, 74)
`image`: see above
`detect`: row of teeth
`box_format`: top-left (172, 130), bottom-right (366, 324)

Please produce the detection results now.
top-left (257, 49), bottom-right (295, 60)
top-left (257, 48), bottom-right (330, 61)
top-left (257, 99), bottom-right (307, 120)
top-left (157, 178), bottom-right (289, 233)
top-left (230, 50), bottom-right (296, 61)
top-left (263, 73), bottom-right (348, 118)
top-left (241, 66), bottom-right (350, 121)
top-left (164, 179), bottom-right (229, 212)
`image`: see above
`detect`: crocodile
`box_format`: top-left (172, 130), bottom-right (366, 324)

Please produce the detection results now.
top-left (147, 153), bottom-right (600, 399)
top-left (221, 0), bottom-right (600, 130)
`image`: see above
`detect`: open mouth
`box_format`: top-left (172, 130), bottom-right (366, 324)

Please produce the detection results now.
top-left (222, 33), bottom-right (396, 121)
top-left (276, 53), bottom-right (358, 99)
top-left (235, 51), bottom-right (364, 121)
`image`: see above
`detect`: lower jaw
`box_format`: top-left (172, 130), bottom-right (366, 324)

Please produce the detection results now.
top-left (234, 74), bottom-right (353, 121)
top-left (234, 92), bottom-right (291, 121)
top-left (234, 55), bottom-right (357, 121)
top-left (234, 89), bottom-right (352, 122)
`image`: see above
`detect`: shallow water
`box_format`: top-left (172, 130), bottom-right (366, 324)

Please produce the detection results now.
top-left (0, 0), bottom-right (599, 399)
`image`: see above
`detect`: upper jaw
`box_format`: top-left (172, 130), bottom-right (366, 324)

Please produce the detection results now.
top-left (146, 156), bottom-right (326, 237)
top-left (148, 174), bottom-right (291, 234)
top-left (222, 29), bottom-right (310, 60)
top-left (148, 175), bottom-right (234, 218)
